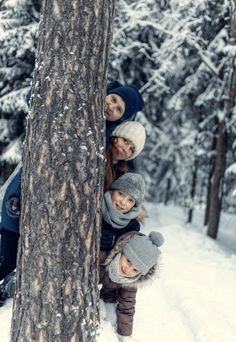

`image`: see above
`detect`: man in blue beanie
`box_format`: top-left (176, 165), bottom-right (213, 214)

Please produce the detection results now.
top-left (26, 81), bottom-right (144, 139)
top-left (105, 81), bottom-right (144, 138)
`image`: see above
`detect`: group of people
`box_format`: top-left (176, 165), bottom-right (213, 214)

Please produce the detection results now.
top-left (0, 81), bottom-right (164, 339)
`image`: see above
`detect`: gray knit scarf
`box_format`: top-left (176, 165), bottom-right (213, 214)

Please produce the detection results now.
top-left (108, 252), bottom-right (141, 285)
top-left (102, 191), bottom-right (139, 229)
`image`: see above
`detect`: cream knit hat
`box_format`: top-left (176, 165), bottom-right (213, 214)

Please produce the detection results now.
top-left (111, 121), bottom-right (146, 160)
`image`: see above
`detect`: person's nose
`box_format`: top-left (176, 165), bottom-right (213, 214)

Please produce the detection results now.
top-left (108, 101), bottom-right (115, 110)
top-left (122, 144), bottom-right (130, 153)
top-left (120, 197), bottom-right (127, 206)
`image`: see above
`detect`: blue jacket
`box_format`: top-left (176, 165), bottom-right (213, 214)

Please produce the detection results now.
top-left (0, 168), bottom-right (22, 234)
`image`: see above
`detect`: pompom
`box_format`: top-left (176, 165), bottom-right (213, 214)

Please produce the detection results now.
top-left (149, 231), bottom-right (164, 247)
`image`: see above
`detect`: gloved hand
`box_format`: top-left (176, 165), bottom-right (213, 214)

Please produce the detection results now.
top-left (6, 196), bottom-right (21, 218)
top-left (100, 228), bottom-right (115, 251)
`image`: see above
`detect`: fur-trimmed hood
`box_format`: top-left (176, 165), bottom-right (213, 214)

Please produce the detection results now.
top-left (102, 231), bottom-right (160, 288)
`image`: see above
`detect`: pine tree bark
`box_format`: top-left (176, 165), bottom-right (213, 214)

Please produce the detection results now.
top-left (11, 1), bottom-right (114, 341)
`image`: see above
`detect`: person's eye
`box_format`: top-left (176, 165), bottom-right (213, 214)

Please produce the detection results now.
top-left (130, 146), bottom-right (135, 153)
top-left (123, 139), bottom-right (128, 144)
top-left (118, 191), bottom-right (123, 196)
top-left (117, 107), bottom-right (121, 113)
top-left (129, 198), bottom-right (134, 203)
top-left (112, 96), bottom-right (116, 103)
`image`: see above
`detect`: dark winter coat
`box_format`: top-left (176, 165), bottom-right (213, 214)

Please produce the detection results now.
top-left (100, 217), bottom-right (140, 252)
top-left (99, 231), bottom-right (157, 336)
top-left (0, 168), bottom-right (22, 234)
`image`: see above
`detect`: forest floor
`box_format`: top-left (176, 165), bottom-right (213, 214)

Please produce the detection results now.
top-left (1, 203), bottom-right (236, 342)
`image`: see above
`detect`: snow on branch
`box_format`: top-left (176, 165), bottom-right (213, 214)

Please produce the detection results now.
top-left (186, 37), bottom-right (219, 77)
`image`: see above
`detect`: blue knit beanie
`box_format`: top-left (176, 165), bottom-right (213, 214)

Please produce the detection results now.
top-left (108, 84), bottom-right (144, 120)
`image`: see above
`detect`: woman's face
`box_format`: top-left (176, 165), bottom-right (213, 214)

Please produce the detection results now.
top-left (113, 137), bottom-right (135, 160)
top-left (111, 190), bottom-right (135, 213)
top-left (105, 94), bottom-right (125, 122)
top-left (119, 254), bottom-right (140, 278)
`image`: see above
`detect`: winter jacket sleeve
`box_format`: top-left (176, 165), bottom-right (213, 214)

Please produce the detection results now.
top-left (116, 286), bottom-right (137, 336)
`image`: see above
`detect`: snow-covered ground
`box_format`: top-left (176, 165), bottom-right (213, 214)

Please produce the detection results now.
top-left (1, 203), bottom-right (236, 342)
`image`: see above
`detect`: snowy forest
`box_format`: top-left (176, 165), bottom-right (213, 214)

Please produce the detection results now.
top-left (0, 0), bottom-right (236, 237)
top-left (0, 1), bottom-right (236, 342)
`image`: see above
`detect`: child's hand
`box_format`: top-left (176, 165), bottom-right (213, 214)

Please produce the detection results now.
top-left (101, 229), bottom-right (115, 251)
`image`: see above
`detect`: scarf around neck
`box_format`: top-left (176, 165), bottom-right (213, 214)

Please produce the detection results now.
top-left (102, 191), bottom-right (139, 229)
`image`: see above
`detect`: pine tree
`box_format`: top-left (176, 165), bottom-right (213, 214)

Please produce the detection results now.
top-left (11, 0), bottom-right (114, 340)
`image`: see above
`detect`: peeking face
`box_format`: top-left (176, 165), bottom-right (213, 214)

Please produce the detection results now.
top-left (111, 190), bottom-right (135, 213)
top-left (119, 254), bottom-right (140, 278)
top-left (105, 94), bottom-right (125, 122)
top-left (113, 137), bottom-right (135, 160)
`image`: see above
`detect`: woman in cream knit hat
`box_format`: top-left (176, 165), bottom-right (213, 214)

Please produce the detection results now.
top-left (105, 121), bottom-right (146, 191)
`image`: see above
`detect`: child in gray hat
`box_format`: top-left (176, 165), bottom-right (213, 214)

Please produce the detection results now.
top-left (101, 172), bottom-right (145, 252)
top-left (99, 230), bottom-right (164, 338)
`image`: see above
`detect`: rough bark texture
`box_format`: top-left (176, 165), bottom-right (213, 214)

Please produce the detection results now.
top-left (11, 1), bottom-right (114, 341)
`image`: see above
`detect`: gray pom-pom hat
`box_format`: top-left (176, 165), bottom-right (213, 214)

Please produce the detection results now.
top-left (123, 231), bottom-right (164, 275)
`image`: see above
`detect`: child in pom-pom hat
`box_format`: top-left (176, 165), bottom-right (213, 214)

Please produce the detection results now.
top-left (99, 230), bottom-right (164, 338)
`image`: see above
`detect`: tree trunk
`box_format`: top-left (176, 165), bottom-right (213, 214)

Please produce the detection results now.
top-left (207, 8), bottom-right (236, 238)
top-left (11, 1), bottom-right (114, 341)
top-left (164, 177), bottom-right (171, 205)
top-left (207, 121), bottom-right (226, 238)
top-left (187, 159), bottom-right (198, 223)
top-left (204, 130), bottom-right (217, 226)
